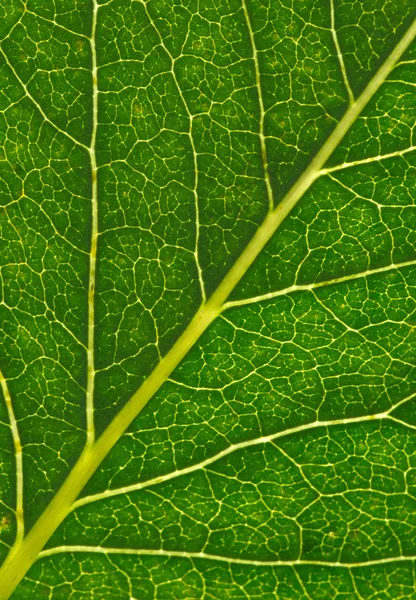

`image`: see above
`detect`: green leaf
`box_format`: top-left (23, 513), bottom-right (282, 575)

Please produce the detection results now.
top-left (0, 0), bottom-right (415, 597)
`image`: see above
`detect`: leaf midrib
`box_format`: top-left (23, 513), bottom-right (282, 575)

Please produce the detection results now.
top-left (0, 16), bottom-right (415, 600)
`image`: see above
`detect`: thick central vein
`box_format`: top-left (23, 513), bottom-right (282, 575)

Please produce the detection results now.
top-left (86, 0), bottom-right (99, 447)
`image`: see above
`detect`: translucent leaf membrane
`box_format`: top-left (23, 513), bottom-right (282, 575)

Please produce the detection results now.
top-left (0, 0), bottom-right (415, 597)
top-left (14, 556), bottom-right (416, 600)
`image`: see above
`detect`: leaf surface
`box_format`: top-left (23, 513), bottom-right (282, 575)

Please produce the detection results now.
top-left (0, 0), bottom-right (416, 598)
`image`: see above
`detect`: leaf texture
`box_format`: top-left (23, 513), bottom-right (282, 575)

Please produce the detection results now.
top-left (0, 0), bottom-right (415, 598)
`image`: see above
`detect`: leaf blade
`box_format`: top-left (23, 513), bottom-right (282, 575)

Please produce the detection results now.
top-left (0, 2), bottom-right (415, 598)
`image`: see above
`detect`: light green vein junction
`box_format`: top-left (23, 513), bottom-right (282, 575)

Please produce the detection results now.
top-left (73, 396), bottom-right (416, 510)
top-left (223, 259), bottom-right (416, 310)
top-left (0, 45), bottom-right (89, 151)
top-left (320, 144), bottom-right (416, 174)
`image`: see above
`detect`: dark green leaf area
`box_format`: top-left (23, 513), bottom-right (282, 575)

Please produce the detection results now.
top-left (93, 0), bottom-right (351, 297)
top-left (26, 0), bottom-right (92, 37)
top-left (330, 80), bottom-right (416, 167)
top-left (51, 424), bottom-right (416, 567)
top-left (391, 396), bottom-right (416, 429)
top-left (2, 11), bottom-right (92, 145)
top-left (250, 0), bottom-right (347, 197)
top-left (0, 1), bottom-right (23, 41)
top-left (12, 555), bottom-right (416, 599)
top-left (0, 0), bottom-right (416, 596)
top-left (280, 422), bottom-right (416, 561)
top-left (82, 265), bottom-right (416, 500)
top-left (331, 0), bottom-right (415, 94)
top-left (93, 165), bottom-right (202, 434)
top-left (0, 98), bottom-right (89, 529)
top-left (233, 156), bottom-right (416, 301)
top-left (51, 422), bottom-right (416, 563)
top-left (52, 444), bottom-right (312, 559)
